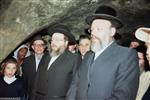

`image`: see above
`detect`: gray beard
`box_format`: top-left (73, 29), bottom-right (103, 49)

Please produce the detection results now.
top-left (91, 40), bottom-right (110, 53)
top-left (49, 47), bottom-right (66, 57)
top-left (91, 42), bottom-right (102, 53)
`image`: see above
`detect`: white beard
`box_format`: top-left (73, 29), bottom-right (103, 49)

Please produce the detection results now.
top-left (91, 41), bottom-right (102, 53)
top-left (91, 39), bottom-right (110, 53)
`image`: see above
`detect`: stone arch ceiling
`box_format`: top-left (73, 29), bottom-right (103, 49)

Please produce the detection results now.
top-left (0, 0), bottom-right (150, 62)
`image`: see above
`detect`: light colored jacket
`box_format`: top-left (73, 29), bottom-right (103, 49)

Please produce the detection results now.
top-left (136, 71), bottom-right (150, 100)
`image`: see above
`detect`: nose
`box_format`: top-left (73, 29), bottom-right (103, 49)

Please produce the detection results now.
top-left (9, 69), bottom-right (14, 74)
top-left (147, 47), bottom-right (150, 59)
top-left (51, 41), bottom-right (56, 46)
top-left (81, 47), bottom-right (86, 52)
top-left (91, 34), bottom-right (96, 39)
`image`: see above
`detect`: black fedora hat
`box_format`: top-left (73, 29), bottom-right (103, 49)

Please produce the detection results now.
top-left (86, 5), bottom-right (123, 29)
top-left (32, 35), bottom-right (43, 41)
top-left (31, 35), bottom-right (46, 44)
top-left (48, 24), bottom-right (75, 42)
top-left (68, 34), bottom-right (76, 45)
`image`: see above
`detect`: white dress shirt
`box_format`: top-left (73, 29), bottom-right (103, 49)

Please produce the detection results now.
top-left (47, 55), bottom-right (60, 70)
top-left (94, 41), bottom-right (114, 60)
top-left (35, 54), bottom-right (43, 71)
top-left (4, 76), bottom-right (17, 84)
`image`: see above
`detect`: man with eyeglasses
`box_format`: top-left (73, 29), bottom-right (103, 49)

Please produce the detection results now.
top-left (30, 24), bottom-right (81, 100)
top-left (22, 35), bottom-right (48, 100)
top-left (67, 5), bottom-right (139, 100)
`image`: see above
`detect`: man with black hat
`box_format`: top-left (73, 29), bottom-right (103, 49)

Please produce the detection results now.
top-left (67, 5), bottom-right (139, 100)
top-left (31, 24), bottom-right (81, 100)
top-left (21, 35), bottom-right (48, 99)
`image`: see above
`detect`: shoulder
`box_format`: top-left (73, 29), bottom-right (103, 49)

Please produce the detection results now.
top-left (116, 44), bottom-right (137, 55)
top-left (16, 76), bottom-right (23, 82)
top-left (65, 50), bottom-right (81, 63)
top-left (43, 51), bottom-right (50, 58)
top-left (65, 50), bottom-right (78, 57)
top-left (24, 54), bottom-right (34, 61)
top-left (15, 77), bottom-right (24, 86)
top-left (84, 50), bottom-right (93, 57)
top-left (108, 44), bottom-right (138, 64)
top-left (22, 54), bottom-right (35, 66)
top-left (0, 75), bottom-right (4, 81)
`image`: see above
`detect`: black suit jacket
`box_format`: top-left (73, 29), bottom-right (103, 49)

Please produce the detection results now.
top-left (22, 51), bottom-right (49, 98)
top-left (32, 50), bottom-right (81, 100)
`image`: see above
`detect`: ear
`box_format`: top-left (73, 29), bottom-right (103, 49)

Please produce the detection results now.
top-left (65, 40), bottom-right (68, 47)
top-left (111, 27), bottom-right (116, 36)
top-left (31, 45), bottom-right (34, 50)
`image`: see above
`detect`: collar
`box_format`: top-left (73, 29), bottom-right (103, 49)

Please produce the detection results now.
top-left (94, 41), bottom-right (114, 60)
top-left (35, 53), bottom-right (44, 60)
top-left (4, 75), bottom-right (17, 84)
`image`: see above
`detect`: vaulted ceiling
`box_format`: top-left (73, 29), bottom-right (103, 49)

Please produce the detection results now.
top-left (0, 0), bottom-right (150, 62)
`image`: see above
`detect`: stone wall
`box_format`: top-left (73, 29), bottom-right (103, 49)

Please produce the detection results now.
top-left (0, 0), bottom-right (150, 62)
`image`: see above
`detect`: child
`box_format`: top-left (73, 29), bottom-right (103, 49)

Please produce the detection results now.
top-left (0, 58), bottom-right (25, 99)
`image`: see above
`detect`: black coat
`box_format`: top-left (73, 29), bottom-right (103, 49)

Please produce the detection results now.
top-left (22, 51), bottom-right (49, 99)
top-left (32, 50), bottom-right (81, 100)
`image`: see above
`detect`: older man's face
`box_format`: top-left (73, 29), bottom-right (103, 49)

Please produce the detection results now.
top-left (90, 19), bottom-right (115, 53)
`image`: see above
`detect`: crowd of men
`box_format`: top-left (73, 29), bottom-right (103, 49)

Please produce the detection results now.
top-left (1, 5), bottom-right (150, 100)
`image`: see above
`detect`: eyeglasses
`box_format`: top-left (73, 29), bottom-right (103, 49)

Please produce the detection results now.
top-left (33, 44), bottom-right (45, 47)
top-left (88, 28), bottom-right (91, 33)
top-left (50, 38), bottom-right (65, 42)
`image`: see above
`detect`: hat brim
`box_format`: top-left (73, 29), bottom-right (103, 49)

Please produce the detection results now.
top-left (32, 35), bottom-right (44, 43)
top-left (135, 27), bottom-right (150, 42)
top-left (48, 28), bottom-right (75, 43)
top-left (86, 14), bottom-right (123, 29)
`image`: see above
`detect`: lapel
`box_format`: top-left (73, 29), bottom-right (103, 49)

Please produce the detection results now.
top-left (30, 55), bottom-right (37, 73)
top-left (38, 51), bottom-right (51, 71)
top-left (87, 53), bottom-right (95, 83)
top-left (47, 50), bottom-right (68, 71)
top-left (93, 42), bottom-right (117, 64)
top-left (89, 42), bottom-right (118, 76)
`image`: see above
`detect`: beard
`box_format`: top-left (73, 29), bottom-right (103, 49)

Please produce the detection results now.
top-left (91, 40), bottom-right (102, 53)
top-left (91, 38), bottom-right (110, 53)
top-left (49, 45), bottom-right (66, 57)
